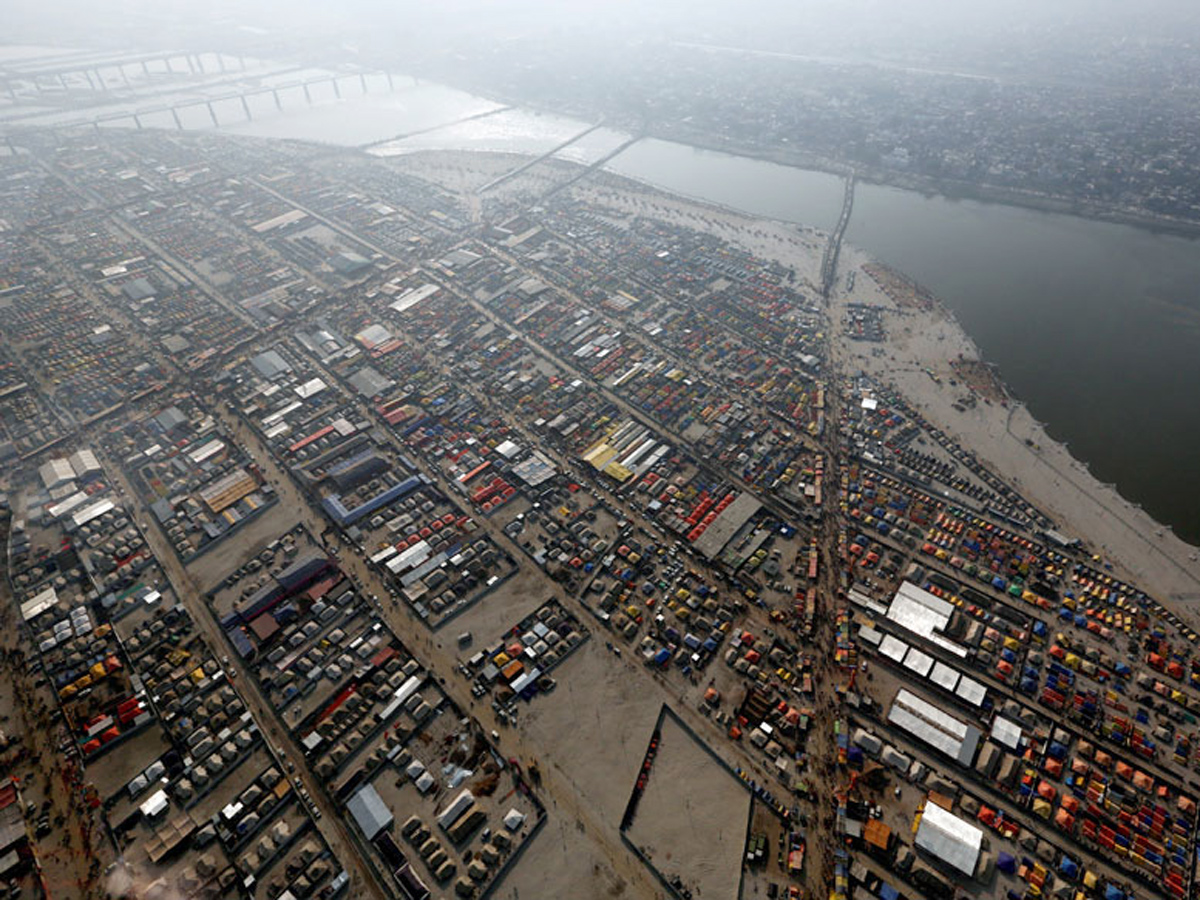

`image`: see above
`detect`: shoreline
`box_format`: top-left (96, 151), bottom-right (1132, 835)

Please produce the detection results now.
top-left (829, 243), bottom-right (1200, 607)
top-left (648, 126), bottom-right (1200, 242)
top-left (389, 145), bottom-right (1200, 608)
top-left (409, 81), bottom-right (1200, 241)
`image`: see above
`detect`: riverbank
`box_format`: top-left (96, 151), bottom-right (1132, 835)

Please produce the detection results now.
top-left (411, 81), bottom-right (1200, 240)
top-left (650, 124), bottom-right (1200, 241)
top-left (829, 245), bottom-right (1200, 608)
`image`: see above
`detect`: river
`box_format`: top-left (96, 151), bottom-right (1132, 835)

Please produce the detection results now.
top-left (23, 71), bottom-right (1198, 544)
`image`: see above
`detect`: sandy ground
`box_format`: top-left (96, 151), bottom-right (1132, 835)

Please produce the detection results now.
top-left (625, 714), bottom-right (750, 900)
top-left (829, 245), bottom-right (1200, 612)
top-left (503, 640), bottom-right (668, 899)
top-left (184, 499), bottom-right (299, 592)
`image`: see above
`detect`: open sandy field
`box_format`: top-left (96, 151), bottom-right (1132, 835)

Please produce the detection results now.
top-left (625, 713), bottom-right (751, 900)
top-left (502, 639), bottom-right (667, 899)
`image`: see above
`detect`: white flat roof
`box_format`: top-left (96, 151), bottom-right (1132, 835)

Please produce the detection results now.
top-left (879, 634), bottom-right (909, 662)
top-left (929, 661), bottom-right (961, 693)
top-left (887, 581), bottom-right (968, 658)
top-left (902, 647), bottom-right (935, 678)
top-left (955, 676), bottom-right (988, 707)
top-left (991, 716), bottom-right (1023, 750)
top-left (916, 800), bottom-right (982, 876)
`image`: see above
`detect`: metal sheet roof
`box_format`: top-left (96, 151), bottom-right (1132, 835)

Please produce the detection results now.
top-left (991, 716), bottom-right (1023, 750)
top-left (929, 661), bottom-right (961, 692)
top-left (879, 634), bottom-right (909, 662)
top-left (955, 676), bottom-right (988, 707)
top-left (346, 784), bottom-right (393, 840)
top-left (888, 689), bottom-right (981, 766)
top-left (692, 493), bottom-right (762, 559)
top-left (887, 582), bottom-right (959, 655)
top-left (902, 647), bottom-right (935, 678)
top-left (915, 800), bottom-right (982, 877)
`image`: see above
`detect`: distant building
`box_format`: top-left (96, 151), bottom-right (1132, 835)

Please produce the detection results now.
top-left (39, 458), bottom-right (75, 491)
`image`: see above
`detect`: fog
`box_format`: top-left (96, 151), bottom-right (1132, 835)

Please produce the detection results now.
top-left (7, 0), bottom-right (1200, 80)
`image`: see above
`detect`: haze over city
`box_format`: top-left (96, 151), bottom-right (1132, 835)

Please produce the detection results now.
top-left (0, 3), bottom-right (1199, 900)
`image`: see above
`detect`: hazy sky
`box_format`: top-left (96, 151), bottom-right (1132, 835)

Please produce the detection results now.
top-left (5, 0), bottom-right (1199, 81)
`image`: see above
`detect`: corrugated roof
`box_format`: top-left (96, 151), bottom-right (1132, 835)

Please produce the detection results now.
top-left (888, 689), bottom-right (981, 766)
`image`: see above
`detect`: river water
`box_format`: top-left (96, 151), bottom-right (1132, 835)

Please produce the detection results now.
top-left (37, 72), bottom-right (1197, 544)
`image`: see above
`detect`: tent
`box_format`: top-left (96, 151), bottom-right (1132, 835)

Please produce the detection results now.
top-left (997, 852), bottom-right (1017, 874)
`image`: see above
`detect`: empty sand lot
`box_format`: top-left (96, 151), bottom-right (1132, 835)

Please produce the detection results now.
top-left (625, 713), bottom-right (751, 900)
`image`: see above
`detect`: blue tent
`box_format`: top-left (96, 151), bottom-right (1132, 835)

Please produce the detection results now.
top-left (997, 852), bottom-right (1017, 874)
top-left (1104, 885), bottom-right (1125, 900)
top-left (1059, 856), bottom-right (1079, 880)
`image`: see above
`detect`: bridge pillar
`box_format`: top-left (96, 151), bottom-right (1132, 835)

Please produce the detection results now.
top-left (185, 55), bottom-right (196, 74)
top-left (171, 107), bottom-right (183, 129)
top-left (331, 76), bottom-right (341, 98)
top-left (360, 72), bottom-right (368, 93)
top-left (195, 54), bottom-right (205, 73)
top-left (238, 55), bottom-right (246, 70)
top-left (32, 76), bottom-right (44, 93)
top-left (92, 120), bottom-right (101, 132)
top-left (386, 71), bottom-right (394, 91)
top-left (240, 95), bottom-right (252, 120)
top-left (207, 101), bottom-right (219, 127)
top-left (57, 73), bottom-right (68, 90)
top-left (141, 60), bottom-right (150, 75)
top-left (272, 88), bottom-right (282, 111)
top-left (216, 54), bottom-right (227, 72)
top-left (133, 113), bottom-right (143, 129)
top-left (82, 70), bottom-right (95, 89)
top-left (303, 82), bottom-right (312, 104)
top-left (119, 65), bottom-right (132, 86)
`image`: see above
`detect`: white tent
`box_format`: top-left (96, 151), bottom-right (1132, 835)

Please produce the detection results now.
top-left (915, 801), bottom-right (983, 876)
